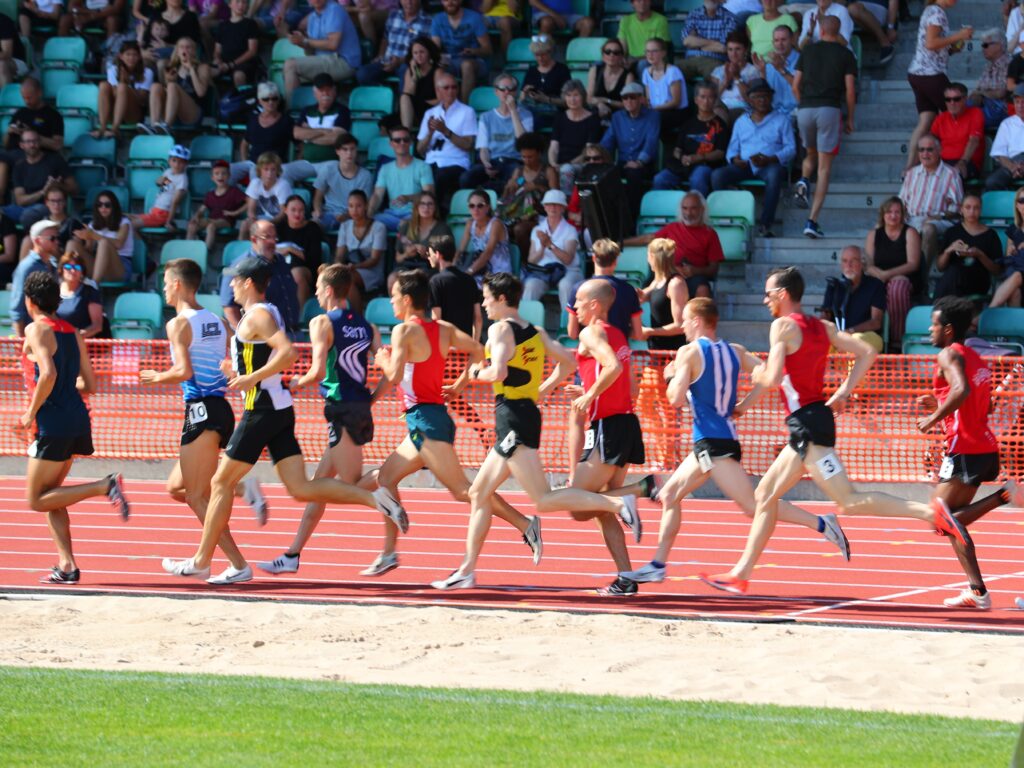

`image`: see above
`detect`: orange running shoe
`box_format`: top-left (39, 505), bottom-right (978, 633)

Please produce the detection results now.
top-left (699, 572), bottom-right (749, 595)
top-left (931, 497), bottom-right (969, 547)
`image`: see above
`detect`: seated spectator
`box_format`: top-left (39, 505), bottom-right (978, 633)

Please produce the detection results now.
top-left (522, 189), bottom-right (580, 308)
top-left (587, 39), bottom-right (635, 122)
top-left (239, 151), bottom-right (292, 240)
top-left (549, 79), bottom-right (603, 195)
top-left (142, 0), bottom-right (202, 57)
top-left (313, 133), bottom-right (374, 230)
top-left (842, 0), bottom-right (895, 65)
top-left (752, 25), bottom-right (799, 118)
top-left (357, 0), bottom-right (432, 85)
top-left (989, 187), bottom-right (1024, 308)
top-left (566, 144), bottom-right (614, 236)
top-left (462, 73), bottom-right (534, 191)
top-left (1009, 2), bottom-right (1024, 56)
top-left (529, 0), bottom-right (595, 38)
top-left (710, 31), bottom-right (756, 120)
top-left (520, 35), bottom-right (571, 129)
top-left (500, 132), bottom-right (558, 256)
top-left (431, 0), bottom-right (491, 103)
top-left (618, 0), bottom-right (669, 70)
top-left (18, 0), bottom-right (64, 39)
top-left (746, 0), bottom-right (796, 57)
top-left (819, 246), bottom-right (886, 353)
top-left (212, 0), bottom-right (263, 86)
top-left (711, 79), bottom-right (794, 238)
top-left (680, 0), bottom-right (737, 81)
top-left (283, 0), bottom-right (362, 93)
top-left (798, 0), bottom-right (853, 49)
top-left (249, 0), bottom-right (307, 35)
top-left (625, 191), bottom-right (724, 297)
top-left (456, 188), bottom-right (513, 279)
top-left (56, 252), bottom-right (105, 338)
top-left (985, 86), bottom-right (1024, 191)
top-left (293, 73), bottom-right (353, 168)
top-left (187, 160), bottom-right (247, 251)
top-left (0, 78), bottom-right (63, 201)
top-left (600, 82), bottom-right (659, 221)
top-left (232, 82), bottom-right (313, 186)
top-left (643, 37), bottom-right (687, 137)
top-left (95, 42), bottom-right (154, 139)
top-left (189, 0), bottom-right (227, 58)
top-left (931, 82), bottom-right (984, 181)
top-left (76, 189), bottom-right (136, 284)
top-left (653, 82), bottom-right (727, 196)
top-left (276, 194), bottom-right (325, 306)
top-left (864, 196), bottom-right (921, 351)
top-left (900, 133), bottom-right (963, 270)
top-left (147, 37), bottom-right (211, 134)
top-left (369, 125), bottom-right (435, 232)
top-left (3, 130), bottom-right (78, 230)
top-left (400, 36), bottom-right (442, 131)
top-left (141, 17), bottom-right (174, 68)
top-left (933, 194), bottom-right (1002, 300)
top-left (641, 237), bottom-right (689, 350)
top-left (341, 0), bottom-right (393, 49)
top-left (129, 144), bottom-right (189, 234)
top-left (972, 29), bottom-right (1010, 131)
top-left (219, 219), bottom-right (300, 332)
top-left (10, 220), bottom-right (60, 336)
top-left (18, 187), bottom-right (76, 261)
top-left (0, 11), bottom-right (28, 89)
top-left (0, 213), bottom-right (17, 286)
top-left (416, 71), bottom-right (477, 212)
top-left (481, 0), bottom-right (520, 53)
top-left (427, 233), bottom-right (482, 339)
top-left (335, 190), bottom-right (388, 308)
top-left (394, 191), bottom-right (451, 276)
top-left (60, 0), bottom-right (124, 36)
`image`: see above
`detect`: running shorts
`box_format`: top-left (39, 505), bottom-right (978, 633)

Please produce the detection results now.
top-left (494, 397), bottom-right (542, 458)
top-left (693, 437), bottom-right (742, 466)
top-left (324, 400), bottom-right (374, 448)
top-left (406, 403), bottom-right (456, 451)
top-left (786, 401), bottom-right (836, 459)
top-left (581, 412), bottom-right (646, 467)
top-left (938, 452), bottom-right (1000, 486)
top-left (224, 406), bottom-right (303, 465)
top-left (181, 396), bottom-right (235, 448)
top-left (29, 433), bottom-right (94, 462)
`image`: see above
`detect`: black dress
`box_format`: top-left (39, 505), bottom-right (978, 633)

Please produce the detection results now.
top-left (872, 225), bottom-right (922, 294)
top-left (934, 223), bottom-right (1002, 299)
top-left (647, 277), bottom-right (685, 351)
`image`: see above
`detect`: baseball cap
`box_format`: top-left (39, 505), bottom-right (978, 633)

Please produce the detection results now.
top-left (227, 256), bottom-right (272, 284)
top-left (747, 78), bottom-right (774, 95)
top-left (212, 159), bottom-right (230, 170)
top-left (620, 82), bottom-right (644, 97)
top-left (30, 219), bottom-right (60, 239)
top-left (312, 72), bottom-right (337, 90)
top-left (169, 144), bottom-right (191, 160)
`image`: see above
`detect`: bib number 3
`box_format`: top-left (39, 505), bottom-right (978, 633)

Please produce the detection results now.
top-left (188, 402), bottom-right (209, 425)
top-left (815, 452), bottom-right (844, 481)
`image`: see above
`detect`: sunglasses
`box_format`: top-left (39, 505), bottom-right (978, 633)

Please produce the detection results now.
top-left (97, 201), bottom-right (113, 208)
top-left (419, 200), bottom-right (436, 206)
top-left (982, 42), bottom-right (995, 48)
top-left (531, 34), bottom-right (550, 43)
top-left (944, 95), bottom-right (963, 102)
top-left (468, 202), bottom-right (488, 208)
top-left (584, 156), bottom-right (602, 162)
top-left (37, 235), bottom-right (59, 242)
top-left (917, 146), bottom-right (936, 152)
top-left (602, 48), bottom-right (622, 55)
top-left (390, 136), bottom-right (411, 143)
top-left (62, 263), bottom-right (83, 272)
top-left (438, 84), bottom-right (458, 90)
top-left (259, 96), bottom-right (279, 102)
top-left (495, 85), bottom-right (516, 92)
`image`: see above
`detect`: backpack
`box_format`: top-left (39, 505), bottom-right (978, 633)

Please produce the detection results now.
top-left (218, 85), bottom-right (257, 124)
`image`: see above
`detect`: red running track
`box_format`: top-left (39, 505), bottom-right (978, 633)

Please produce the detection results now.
top-left (1, 476), bottom-right (1022, 633)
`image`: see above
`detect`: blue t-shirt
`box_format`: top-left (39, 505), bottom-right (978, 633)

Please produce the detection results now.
top-left (308, 2), bottom-right (362, 69)
top-left (56, 282), bottom-right (102, 332)
top-left (10, 252), bottom-right (56, 325)
top-left (431, 9), bottom-right (487, 56)
top-left (566, 274), bottom-right (641, 338)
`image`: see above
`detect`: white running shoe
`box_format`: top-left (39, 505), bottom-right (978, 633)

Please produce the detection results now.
top-left (243, 477), bottom-right (268, 526)
top-left (431, 570), bottom-right (476, 590)
top-left (942, 589), bottom-right (992, 610)
top-left (523, 515), bottom-right (543, 565)
top-left (620, 562), bottom-right (666, 583)
top-left (1005, 478), bottom-right (1024, 508)
top-left (373, 487), bottom-right (409, 534)
top-left (618, 495), bottom-right (642, 543)
top-left (161, 557), bottom-right (211, 580)
top-left (821, 513), bottom-right (851, 561)
top-left (207, 565), bottom-right (253, 585)
top-left (360, 552), bottom-right (399, 577)
top-left (257, 552), bottom-right (299, 574)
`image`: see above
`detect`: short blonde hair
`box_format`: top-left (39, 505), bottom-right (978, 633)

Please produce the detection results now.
top-left (256, 151), bottom-right (283, 174)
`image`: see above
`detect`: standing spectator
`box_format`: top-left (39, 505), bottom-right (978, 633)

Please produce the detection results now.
top-left (549, 79), bottom-right (603, 195)
top-left (399, 36), bottom-right (441, 130)
top-left (0, 10), bottom-right (28, 89)
top-left (522, 189), bottom-right (580, 308)
top-left (931, 82), bottom-right (984, 181)
top-left (797, 0), bottom-right (853, 49)
top-left (900, 133), bottom-right (963, 271)
top-left (792, 15), bottom-right (857, 239)
top-left (56, 252), bottom-right (105, 339)
top-left (455, 188), bottom-right (513, 278)
top-left (599, 82), bottom-right (659, 221)
top-left (368, 125), bottom-right (435, 232)
top-left (462, 73), bottom-right (534, 191)
top-left (643, 37), bottom-right (687, 138)
top-left (709, 31), bottom-right (756, 119)
top-left (530, 0), bottom-right (595, 38)
top-left (18, 0), bottom-right (64, 39)
top-left (148, 37), bottom-right (211, 134)
top-left (641, 237), bottom-right (689, 350)
top-left (427, 233), bottom-right (482, 339)
top-left (357, 0), bottom-right (432, 85)
top-left (76, 190), bottom-right (135, 284)
top-left (212, 0), bottom-right (263, 86)
top-left (711, 79), bottom-right (795, 238)
top-left (618, 0), bottom-right (669, 70)
top-left (10, 219), bottom-right (60, 337)
top-left (416, 71), bottom-right (477, 212)
top-left (4, 130), bottom-right (78, 229)
top-left (94, 41), bottom-right (154, 139)
top-left (933, 194), bottom-right (1002, 300)
top-left (519, 35), bottom-right (571, 129)
top-left (864, 196), bottom-right (921, 349)
top-left (283, 0), bottom-right (362, 92)
top-left (500, 132), bottom-right (558, 256)
top-left (903, 0), bottom-right (972, 176)
top-left (60, 0), bottom-right (124, 36)
top-left (393, 191), bottom-right (450, 276)
top-left (680, 0), bottom-right (738, 82)
top-left (819, 245), bottom-right (886, 352)
top-left (239, 151), bottom-right (293, 240)
top-left (752, 25), bottom-right (799, 118)
top-left (312, 133), bottom-right (374, 231)
top-left (187, 160), bottom-right (247, 251)
top-left (984, 86), bottom-right (1024, 191)
top-left (335, 189), bottom-right (388, 307)
top-left (974, 30), bottom-right (1010, 131)
top-left (746, 0), bottom-right (796, 57)
top-left (481, 0), bottom-right (520, 54)
top-left (587, 39), bottom-right (635, 122)
top-left (653, 81), bottom-right (728, 196)
top-left (431, 0), bottom-right (491, 103)
top-left (294, 73), bottom-right (353, 167)
top-left (988, 188), bottom-right (1024, 308)
top-left (275, 194), bottom-right (325, 306)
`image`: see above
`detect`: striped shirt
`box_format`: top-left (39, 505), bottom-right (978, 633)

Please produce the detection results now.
top-left (899, 162), bottom-right (963, 220)
top-left (687, 337), bottom-right (739, 443)
top-left (382, 9), bottom-right (432, 62)
top-left (681, 7), bottom-right (738, 61)
top-left (175, 307), bottom-right (228, 401)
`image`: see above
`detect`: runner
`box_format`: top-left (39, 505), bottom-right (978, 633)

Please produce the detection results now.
top-left (161, 257), bottom-right (406, 581)
top-left (369, 269), bottom-right (541, 577)
top-left (917, 296), bottom-right (1024, 609)
top-left (701, 266), bottom-right (970, 594)
top-left (431, 273), bottom-right (639, 591)
top-left (139, 258), bottom-right (256, 585)
top-left (258, 264), bottom-right (385, 575)
top-left (20, 271), bottom-right (129, 584)
top-left (622, 297), bottom-right (850, 585)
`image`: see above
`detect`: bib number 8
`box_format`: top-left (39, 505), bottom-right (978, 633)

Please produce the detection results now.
top-left (188, 402), bottom-right (209, 424)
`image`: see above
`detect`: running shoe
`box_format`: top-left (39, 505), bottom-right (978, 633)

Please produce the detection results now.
top-left (153, 121), bottom-right (170, 135)
top-left (639, 474), bottom-right (663, 502)
top-left (257, 552), bottom-right (300, 574)
top-left (243, 477), bottom-right (268, 526)
top-left (942, 589), bottom-right (991, 610)
top-left (1005, 478), bottom-right (1024, 508)
top-left (373, 487), bottom-right (409, 534)
top-left (620, 562), bottom-right (666, 583)
top-left (161, 557), bottom-right (211, 580)
top-left (107, 473), bottom-right (130, 520)
top-left (207, 565), bottom-right (253, 585)
top-left (793, 178), bottom-right (810, 209)
top-left (40, 566), bottom-right (80, 584)
top-left (596, 576), bottom-right (638, 596)
top-left (877, 45), bottom-right (895, 66)
top-left (431, 570), bottom-right (476, 590)
top-left (618, 494), bottom-right (642, 543)
top-left (523, 515), bottom-right (543, 565)
top-left (136, 121), bottom-right (154, 135)
top-left (1015, 597), bottom-right (1024, 610)
top-left (699, 572), bottom-right (749, 595)
top-left (821, 513), bottom-right (851, 561)
top-left (359, 552), bottom-right (398, 577)
top-left (931, 497), bottom-right (969, 547)
top-left (803, 219), bottom-right (825, 239)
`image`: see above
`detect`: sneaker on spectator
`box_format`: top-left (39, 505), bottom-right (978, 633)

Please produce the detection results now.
top-left (757, 224), bottom-right (776, 238)
top-left (803, 219), bottom-right (824, 239)
top-left (793, 178), bottom-right (810, 208)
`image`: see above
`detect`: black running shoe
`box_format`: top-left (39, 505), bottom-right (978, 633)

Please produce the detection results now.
top-left (597, 576), bottom-right (639, 596)
top-left (40, 566), bottom-right (80, 584)
top-left (107, 473), bottom-right (130, 520)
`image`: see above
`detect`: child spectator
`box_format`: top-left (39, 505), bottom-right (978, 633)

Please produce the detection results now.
top-left (186, 160), bottom-right (247, 250)
top-left (127, 144), bottom-right (190, 231)
top-left (239, 151), bottom-right (292, 240)
top-left (427, 233), bottom-right (482, 339)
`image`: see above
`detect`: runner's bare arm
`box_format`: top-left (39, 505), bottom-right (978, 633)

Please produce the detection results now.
top-left (916, 346), bottom-right (968, 433)
top-left (471, 320), bottom-right (513, 383)
top-left (74, 330), bottom-right (96, 395)
top-left (374, 322), bottom-right (410, 385)
top-left (21, 323), bottom-right (56, 428)
top-left (367, 325), bottom-right (392, 403)
top-left (732, 343), bottom-right (767, 415)
top-left (537, 328), bottom-right (577, 400)
top-left (294, 314), bottom-right (332, 388)
top-left (752, 316), bottom-right (798, 388)
top-left (443, 320), bottom-right (485, 394)
top-left (573, 323), bottom-right (622, 413)
top-left (826, 320), bottom-right (878, 408)
top-left (666, 343), bottom-right (695, 408)
top-left (139, 315), bottom-right (194, 385)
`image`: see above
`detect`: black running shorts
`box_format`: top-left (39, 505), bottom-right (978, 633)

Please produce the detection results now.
top-left (181, 396), bottom-right (235, 448)
top-left (786, 401), bottom-right (836, 459)
top-left (29, 433), bottom-right (94, 462)
top-left (581, 413), bottom-right (646, 467)
top-left (225, 407), bottom-right (303, 465)
top-left (939, 452), bottom-right (1000, 486)
top-left (494, 397), bottom-right (542, 458)
top-left (325, 400), bottom-right (374, 448)
top-left (693, 437), bottom-right (742, 465)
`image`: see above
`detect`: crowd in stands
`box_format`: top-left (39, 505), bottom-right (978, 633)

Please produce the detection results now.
top-left (3, 0), bottom-right (1024, 356)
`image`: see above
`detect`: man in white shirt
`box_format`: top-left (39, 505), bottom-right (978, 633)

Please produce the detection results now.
top-left (522, 190), bottom-right (581, 309)
top-left (900, 133), bottom-right (963, 272)
top-left (984, 85), bottom-right (1024, 192)
top-left (798, 0), bottom-right (853, 49)
top-left (416, 71), bottom-right (477, 213)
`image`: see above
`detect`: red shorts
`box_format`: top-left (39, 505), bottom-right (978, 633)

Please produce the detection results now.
top-left (137, 207), bottom-right (170, 228)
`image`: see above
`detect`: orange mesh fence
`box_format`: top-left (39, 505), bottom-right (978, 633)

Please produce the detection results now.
top-left (2, 338), bottom-right (1023, 483)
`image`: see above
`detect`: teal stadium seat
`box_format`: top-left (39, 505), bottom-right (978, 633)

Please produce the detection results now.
top-left (566, 37), bottom-right (608, 80)
top-left (127, 135), bottom-right (175, 203)
top-left (981, 190), bottom-right (1015, 227)
top-left (365, 296), bottom-right (399, 343)
top-left (68, 134), bottom-right (116, 192)
top-left (978, 307), bottom-right (1024, 353)
top-left (901, 305), bottom-right (934, 353)
top-left (615, 247), bottom-right (649, 287)
top-left (519, 299), bottom-right (545, 328)
top-left (187, 135), bottom-right (233, 199)
top-left (469, 86), bottom-right (500, 115)
top-left (41, 37), bottom-right (87, 100)
top-left (55, 83), bottom-right (98, 146)
top-left (637, 190), bottom-right (685, 234)
top-left (448, 188), bottom-right (498, 226)
top-left (111, 292), bottom-right (163, 339)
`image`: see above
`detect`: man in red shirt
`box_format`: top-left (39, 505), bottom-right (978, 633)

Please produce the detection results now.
top-left (931, 82), bottom-right (985, 180)
top-left (624, 191), bottom-right (724, 297)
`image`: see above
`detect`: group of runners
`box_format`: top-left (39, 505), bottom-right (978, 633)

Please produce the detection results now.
top-left (19, 237), bottom-right (1023, 608)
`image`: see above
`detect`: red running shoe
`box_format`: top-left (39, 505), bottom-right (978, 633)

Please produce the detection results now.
top-left (931, 497), bottom-right (969, 547)
top-left (699, 572), bottom-right (749, 595)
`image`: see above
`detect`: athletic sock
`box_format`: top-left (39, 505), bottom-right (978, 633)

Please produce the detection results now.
top-left (816, 517), bottom-right (826, 533)
top-left (651, 560), bottom-right (666, 569)
top-left (284, 552), bottom-right (300, 559)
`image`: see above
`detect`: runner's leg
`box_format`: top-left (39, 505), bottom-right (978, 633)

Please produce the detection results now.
top-left (573, 461), bottom-right (631, 571)
top-left (27, 458), bottom-right (75, 572)
top-left (180, 429), bottom-right (246, 569)
top-left (192, 456), bottom-right (252, 568)
top-left (934, 480), bottom-right (988, 594)
top-left (376, 437), bottom-right (425, 556)
top-left (459, 448), bottom-right (513, 574)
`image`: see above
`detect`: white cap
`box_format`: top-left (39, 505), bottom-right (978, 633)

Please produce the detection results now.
top-left (30, 219), bottom-right (60, 239)
top-left (541, 190), bottom-right (568, 207)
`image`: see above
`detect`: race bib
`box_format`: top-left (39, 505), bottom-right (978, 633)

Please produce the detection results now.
top-left (499, 429), bottom-right (517, 454)
top-left (188, 402), bottom-right (208, 425)
top-left (583, 429), bottom-right (595, 451)
top-left (938, 456), bottom-right (954, 481)
top-left (697, 450), bottom-right (714, 473)
top-left (27, 440), bottom-right (38, 459)
top-left (815, 452), bottom-right (844, 480)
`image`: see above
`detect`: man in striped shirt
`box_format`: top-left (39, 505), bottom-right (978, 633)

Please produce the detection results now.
top-left (899, 133), bottom-right (963, 274)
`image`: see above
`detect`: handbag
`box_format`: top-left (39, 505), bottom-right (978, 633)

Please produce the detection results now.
top-left (522, 260), bottom-right (567, 287)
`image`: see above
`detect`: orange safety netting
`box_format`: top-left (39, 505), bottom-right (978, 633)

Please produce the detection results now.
top-left (1, 338), bottom-right (1023, 483)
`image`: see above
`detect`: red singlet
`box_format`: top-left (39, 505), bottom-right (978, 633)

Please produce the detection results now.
top-left (577, 320), bottom-right (633, 421)
top-left (933, 342), bottom-right (998, 454)
top-left (780, 313), bottom-right (829, 413)
top-left (399, 316), bottom-right (445, 410)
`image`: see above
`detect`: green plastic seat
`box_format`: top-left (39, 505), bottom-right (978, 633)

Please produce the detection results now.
top-left (349, 86), bottom-right (394, 120)
top-left (637, 190), bottom-right (685, 234)
top-left (981, 190), bottom-right (1015, 227)
top-left (519, 299), bottom-right (545, 328)
top-left (615, 247), bottom-right (649, 286)
top-left (111, 291), bottom-right (163, 339)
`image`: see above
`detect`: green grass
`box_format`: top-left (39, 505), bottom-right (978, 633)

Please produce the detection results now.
top-left (0, 666), bottom-right (1016, 767)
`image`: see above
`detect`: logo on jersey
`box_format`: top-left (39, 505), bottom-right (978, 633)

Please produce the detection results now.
top-left (201, 322), bottom-right (221, 339)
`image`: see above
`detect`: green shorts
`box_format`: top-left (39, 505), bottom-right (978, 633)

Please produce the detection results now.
top-left (406, 403), bottom-right (456, 451)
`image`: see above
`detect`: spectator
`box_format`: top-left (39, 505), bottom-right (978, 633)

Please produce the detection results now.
top-left (530, 0), bottom-right (595, 38)
top-left (522, 189), bottom-right (580, 308)
top-left (335, 189), bottom-right (388, 308)
top-left (899, 133), bottom-right (963, 271)
top-left (4, 130), bottom-right (78, 230)
top-left (141, 17), bottom-right (174, 68)
top-left (1009, 2), bottom-right (1024, 55)
top-left (587, 38), bottom-right (635, 122)
top-left (431, 0), bottom-right (491, 103)
top-left (625, 191), bottom-right (724, 297)
top-left (399, 36), bottom-right (442, 130)
top-left (653, 81), bottom-right (728, 196)
top-left (974, 30), bottom-right (1010, 130)
top-left (283, 0), bottom-right (362, 92)
top-left (147, 37), bottom-right (211, 134)
top-left (190, 0), bottom-right (227, 59)
top-left (239, 151), bottom-right (292, 240)
top-left (520, 35), bottom-right (571, 130)
top-left (709, 31), bottom-right (756, 120)
top-left (481, 0), bottom-right (520, 53)
top-left (75, 189), bottom-right (135, 284)
top-left (565, 238), bottom-right (642, 340)
top-left (187, 160), bottom-right (247, 251)
top-left (341, 0), bottom-right (394, 49)
top-left (680, 0), bottom-right (738, 81)
top-left (641, 237), bottom-right (689, 350)
top-left (931, 82), bottom-right (984, 181)
top-left (864, 196), bottom-right (921, 350)
top-left (819, 245), bottom-right (886, 353)
top-left (357, 0), bottom-right (432, 85)
top-left (20, 189), bottom-right (70, 261)
top-left (368, 124), bottom-right (435, 232)
top-left (18, 0), bottom-right (64, 39)
top-left (212, 0), bottom-right (263, 86)
top-left (276, 194), bottom-right (325, 306)
top-left (843, 0), bottom-right (896, 66)
top-left (500, 131), bottom-right (558, 256)
top-left (985, 86), bottom-right (1024, 191)
top-left (903, 0), bottom-right (972, 175)
top-left (394, 191), bottom-right (451, 276)
top-left (0, 78), bottom-right (63, 200)
top-left (427, 233), bottom-right (483, 339)
top-left (94, 41), bottom-right (154, 139)
top-left (142, 0), bottom-right (202, 54)
top-left (792, 14), bottom-right (857, 239)
top-left (933, 194), bottom-right (1002, 300)
top-left (231, 82), bottom-right (306, 185)
top-left (293, 72), bottom-right (353, 167)
top-left (550, 79), bottom-right (603, 195)
top-left (751, 25), bottom-right (799, 118)
top-left (566, 143), bottom-right (613, 235)
top-left (461, 73), bottom-right (533, 191)
top-left (0, 10), bottom-right (28, 88)
top-left (10, 219), bottom-right (60, 337)
top-left (416, 71), bottom-right (477, 212)
top-left (456, 187), bottom-right (513, 278)
top-left (219, 219), bottom-right (300, 332)
top-left (989, 188), bottom-right (1024, 308)
top-left (56, 252), bottom-right (105, 339)
top-left (711, 79), bottom-right (795, 238)
top-left (250, 0), bottom-right (306, 35)
top-left (644, 37), bottom-right (687, 137)
top-left (797, 0), bottom-right (853, 49)
top-left (746, 0), bottom-right (796, 57)
top-left (60, 0), bottom-right (124, 36)
top-left (599, 81), bottom-right (659, 221)
top-left (618, 0), bottom-right (669, 70)
top-left (0, 212), bottom-right (16, 286)
top-left (312, 133), bottom-right (374, 230)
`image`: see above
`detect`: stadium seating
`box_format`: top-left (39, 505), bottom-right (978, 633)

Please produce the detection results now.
top-left (448, 189), bottom-right (499, 227)
top-left (707, 190), bottom-right (754, 262)
top-left (505, 38), bottom-right (534, 71)
top-left (978, 307), bottom-right (1024, 354)
top-left (901, 305), bottom-right (934, 353)
top-left (127, 135), bottom-right (175, 203)
top-left (615, 247), bottom-right (649, 287)
top-left (566, 37), bottom-right (607, 80)
top-left (365, 296), bottom-right (399, 342)
top-left (55, 83), bottom-right (98, 146)
top-left (40, 37), bottom-right (87, 100)
top-left (100, 238), bottom-right (147, 293)
top-left (269, 39), bottom-right (305, 98)
top-left (142, 186), bottom-right (193, 235)
top-left (519, 299), bottom-right (545, 327)
top-left (196, 293), bottom-right (224, 317)
top-left (111, 292), bottom-right (163, 339)
top-left (222, 240), bottom-right (251, 269)
top-left (0, 290), bottom-right (12, 336)
top-left (637, 191), bottom-right (685, 234)
top-left (366, 136), bottom-right (396, 171)
top-left (187, 135), bottom-right (233, 200)
top-left (85, 185), bottom-right (130, 215)
top-left (981, 190), bottom-right (1015, 227)
top-left (68, 134), bottom-right (116, 192)
top-left (469, 86), bottom-right (500, 115)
